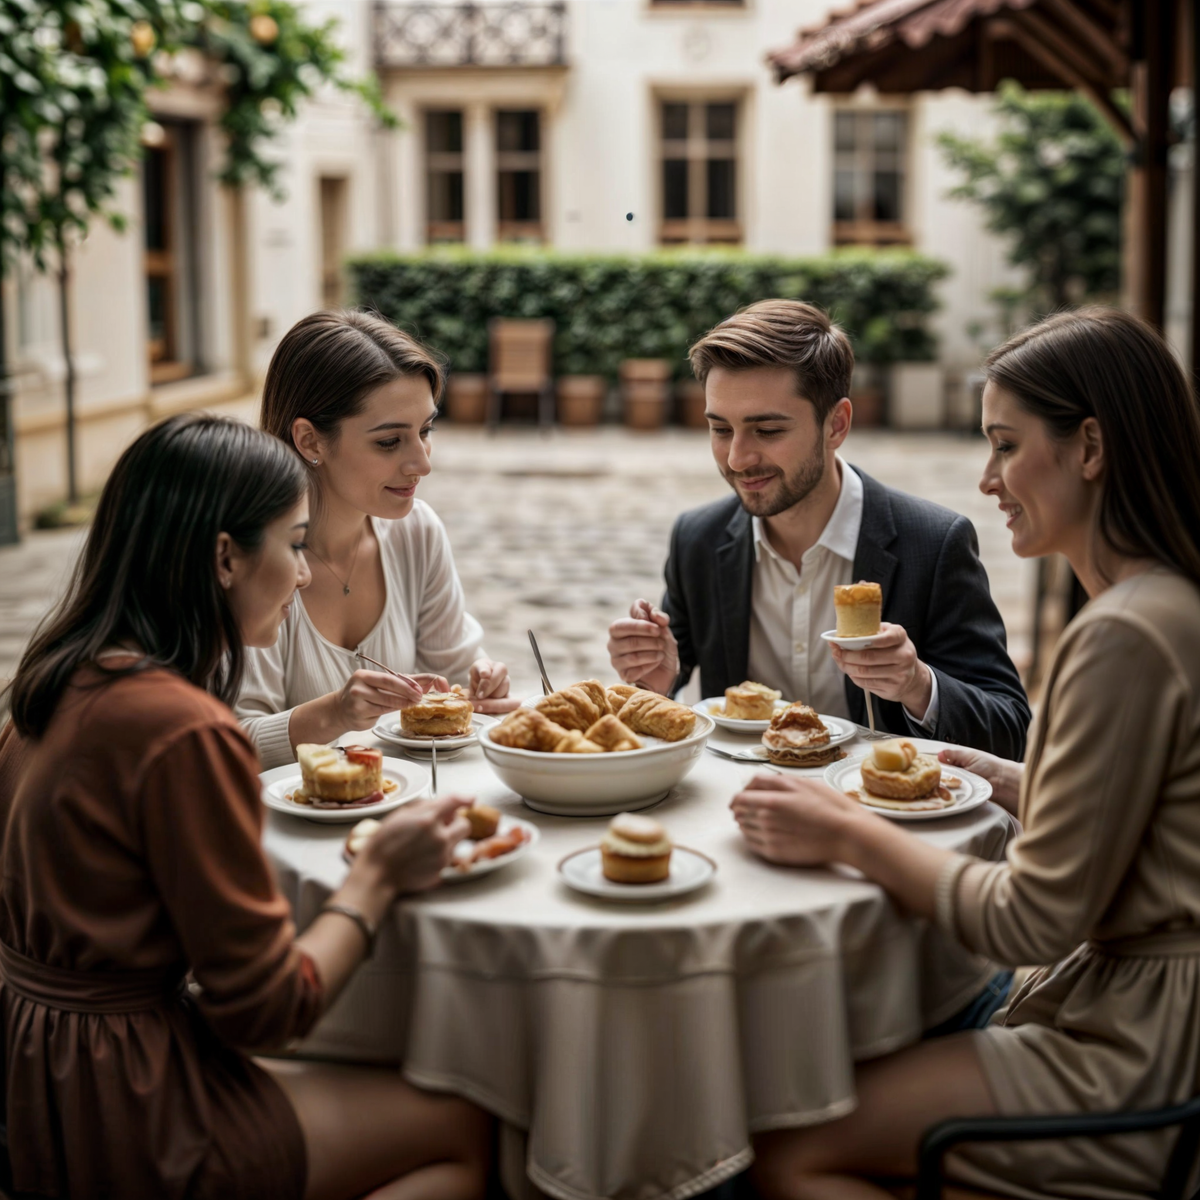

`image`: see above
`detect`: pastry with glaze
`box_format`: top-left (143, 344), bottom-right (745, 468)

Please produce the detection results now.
top-left (296, 744), bottom-right (383, 804)
top-left (855, 739), bottom-right (951, 809)
top-left (600, 813), bottom-right (673, 883)
top-left (724, 681), bottom-right (781, 721)
top-left (761, 704), bottom-right (846, 768)
top-left (400, 692), bottom-right (474, 737)
top-left (834, 581), bottom-right (882, 638)
top-left (617, 691), bottom-right (696, 742)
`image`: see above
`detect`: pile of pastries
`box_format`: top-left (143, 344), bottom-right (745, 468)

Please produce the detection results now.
top-left (490, 680), bottom-right (696, 754)
top-left (846, 739), bottom-right (961, 811)
top-left (760, 703), bottom-right (846, 768)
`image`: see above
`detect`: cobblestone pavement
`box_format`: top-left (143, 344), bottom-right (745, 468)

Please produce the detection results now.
top-left (0, 426), bottom-right (1035, 703)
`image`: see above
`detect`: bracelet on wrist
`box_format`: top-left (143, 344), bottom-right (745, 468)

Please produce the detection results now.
top-left (320, 901), bottom-right (378, 957)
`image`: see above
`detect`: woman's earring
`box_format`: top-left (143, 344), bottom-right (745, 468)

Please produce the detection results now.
top-left (311, 458), bottom-right (319, 465)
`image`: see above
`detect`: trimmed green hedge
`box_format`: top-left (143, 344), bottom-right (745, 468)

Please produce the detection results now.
top-left (348, 248), bottom-right (949, 379)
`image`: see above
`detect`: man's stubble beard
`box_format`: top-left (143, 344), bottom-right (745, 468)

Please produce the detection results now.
top-left (724, 442), bottom-right (827, 518)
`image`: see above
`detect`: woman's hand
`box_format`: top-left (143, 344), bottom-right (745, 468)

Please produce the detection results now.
top-left (468, 658), bottom-right (520, 715)
top-left (938, 747), bottom-right (1023, 816)
top-left (356, 793), bottom-right (471, 896)
top-left (336, 669), bottom-right (427, 730)
top-left (409, 672), bottom-right (451, 695)
top-left (731, 773), bottom-right (865, 866)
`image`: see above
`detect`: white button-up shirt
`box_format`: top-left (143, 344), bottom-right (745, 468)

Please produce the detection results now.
top-left (746, 459), bottom-right (937, 729)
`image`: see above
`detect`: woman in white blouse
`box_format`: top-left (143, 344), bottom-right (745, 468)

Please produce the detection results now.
top-left (238, 310), bottom-right (517, 769)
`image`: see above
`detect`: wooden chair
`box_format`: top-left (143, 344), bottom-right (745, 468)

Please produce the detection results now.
top-left (916, 1096), bottom-right (1200, 1200)
top-left (487, 318), bottom-right (555, 431)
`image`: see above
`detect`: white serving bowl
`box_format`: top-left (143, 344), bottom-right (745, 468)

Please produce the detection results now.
top-left (480, 713), bottom-right (715, 816)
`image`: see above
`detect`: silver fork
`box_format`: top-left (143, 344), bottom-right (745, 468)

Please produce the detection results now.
top-left (430, 740), bottom-right (438, 799)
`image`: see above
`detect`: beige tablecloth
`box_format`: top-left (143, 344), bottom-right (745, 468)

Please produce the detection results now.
top-left (264, 731), bottom-right (1014, 1200)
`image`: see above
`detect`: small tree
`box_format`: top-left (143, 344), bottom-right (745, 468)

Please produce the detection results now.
top-left (0, 0), bottom-right (394, 507)
top-left (937, 82), bottom-right (1125, 318)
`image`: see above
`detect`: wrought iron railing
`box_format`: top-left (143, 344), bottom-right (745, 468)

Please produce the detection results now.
top-left (373, 1), bottom-right (568, 68)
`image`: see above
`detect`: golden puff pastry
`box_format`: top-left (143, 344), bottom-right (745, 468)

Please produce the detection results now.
top-left (491, 708), bottom-right (570, 752)
top-left (584, 714), bottom-right (642, 753)
top-left (569, 679), bottom-right (612, 717)
top-left (860, 739), bottom-right (942, 800)
top-left (617, 691), bottom-right (696, 742)
top-left (606, 683), bottom-right (638, 713)
top-left (535, 686), bottom-right (604, 733)
top-left (724, 681), bottom-right (781, 720)
top-left (553, 729), bottom-right (606, 754)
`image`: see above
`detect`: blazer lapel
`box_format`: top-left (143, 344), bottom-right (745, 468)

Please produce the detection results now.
top-left (846, 468), bottom-right (899, 717)
top-left (715, 506), bottom-right (753, 687)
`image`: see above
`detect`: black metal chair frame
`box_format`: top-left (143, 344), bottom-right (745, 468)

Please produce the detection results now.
top-left (916, 1096), bottom-right (1200, 1200)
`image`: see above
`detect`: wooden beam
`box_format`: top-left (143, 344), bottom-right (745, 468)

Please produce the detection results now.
top-left (1009, 8), bottom-right (1119, 87)
top-left (1191, 0), bottom-right (1200, 382)
top-left (1137, 0), bottom-right (1173, 329)
top-left (987, 18), bottom-right (1135, 146)
top-left (1030, 0), bottom-right (1127, 77)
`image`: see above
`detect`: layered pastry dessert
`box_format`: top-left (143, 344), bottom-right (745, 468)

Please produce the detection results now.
top-left (600, 813), bottom-right (673, 883)
top-left (295, 744), bottom-right (384, 807)
top-left (535, 685), bottom-right (605, 732)
top-left (834, 582), bottom-right (882, 638)
top-left (615, 691), bottom-right (696, 742)
top-left (400, 692), bottom-right (474, 738)
top-left (553, 729), bottom-right (606, 754)
top-left (606, 683), bottom-right (639, 713)
top-left (761, 704), bottom-right (846, 768)
top-left (491, 708), bottom-right (572, 752)
top-left (723, 681), bottom-right (781, 720)
top-left (851, 739), bottom-right (958, 811)
top-left (583, 714), bottom-right (642, 753)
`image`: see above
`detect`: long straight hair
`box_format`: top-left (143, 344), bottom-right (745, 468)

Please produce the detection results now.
top-left (986, 307), bottom-right (1200, 586)
top-left (8, 414), bottom-right (307, 737)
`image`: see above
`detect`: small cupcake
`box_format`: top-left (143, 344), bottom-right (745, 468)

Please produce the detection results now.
top-left (600, 813), bottom-right (673, 884)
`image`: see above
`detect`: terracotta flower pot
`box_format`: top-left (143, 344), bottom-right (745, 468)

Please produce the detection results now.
top-left (445, 374), bottom-right (487, 424)
top-left (676, 379), bottom-right (707, 428)
top-left (620, 359), bottom-right (671, 430)
top-left (556, 376), bottom-right (607, 426)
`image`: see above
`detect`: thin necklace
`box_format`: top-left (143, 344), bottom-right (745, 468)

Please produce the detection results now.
top-left (305, 524), bottom-right (366, 597)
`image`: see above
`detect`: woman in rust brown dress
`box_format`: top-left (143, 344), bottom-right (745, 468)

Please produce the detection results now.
top-left (0, 414), bottom-right (490, 1200)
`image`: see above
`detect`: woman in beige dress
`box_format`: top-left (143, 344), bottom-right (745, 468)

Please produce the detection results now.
top-left (0, 414), bottom-right (491, 1199)
top-left (238, 311), bottom-right (518, 770)
top-left (731, 307), bottom-right (1200, 1200)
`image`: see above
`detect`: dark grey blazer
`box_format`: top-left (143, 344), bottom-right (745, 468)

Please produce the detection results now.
top-left (663, 466), bottom-right (1031, 759)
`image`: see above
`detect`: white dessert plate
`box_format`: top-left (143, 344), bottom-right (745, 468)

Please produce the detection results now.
top-left (820, 630), bottom-right (882, 650)
top-left (705, 715), bottom-right (858, 764)
top-left (372, 712), bottom-right (496, 751)
top-left (557, 846), bottom-right (716, 901)
top-left (261, 757), bottom-right (429, 823)
top-left (824, 755), bottom-right (992, 822)
top-left (695, 696), bottom-right (793, 733)
top-left (442, 815), bottom-right (540, 883)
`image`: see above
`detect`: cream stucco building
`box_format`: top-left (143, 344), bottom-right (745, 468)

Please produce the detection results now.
top-left (2, 0), bottom-right (1052, 522)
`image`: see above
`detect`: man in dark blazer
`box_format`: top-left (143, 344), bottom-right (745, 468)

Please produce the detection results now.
top-left (608, 300), bottom-right (1030, 760)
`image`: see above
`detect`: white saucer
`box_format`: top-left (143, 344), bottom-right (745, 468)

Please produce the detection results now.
top-left (557, 846), bottom-right (716, 901)
top-left (824, 754), bottom-right (992, 821)
top-left (694, 696), bottom-right (792, 733)
top-left (820, 630), bottom-right (882, 650)
top-left (261, 757), bottom-right (429, 823)
top-left (443, 816), bottom-right (540, 883)
top-left (372, 712), bottom-right (495, 751)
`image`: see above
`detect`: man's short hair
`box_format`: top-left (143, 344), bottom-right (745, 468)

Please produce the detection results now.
top-left (688, 299), bottom-right (855, 424)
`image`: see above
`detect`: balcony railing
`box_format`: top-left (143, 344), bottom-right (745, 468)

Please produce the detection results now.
top-left (373, 1), bottom-right (568, 68)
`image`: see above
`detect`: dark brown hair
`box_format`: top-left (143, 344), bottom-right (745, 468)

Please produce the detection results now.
top-left (8, 414), bottom-right (307, 737)
top-left (260, 310), bottom-right (445, 460)
top-left (986, 306), bottom-right (1200, 585)
top-left (688, 299), bottom-right (855, 424)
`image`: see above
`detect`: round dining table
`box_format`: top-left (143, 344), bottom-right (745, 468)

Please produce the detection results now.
top-left (264, 724), bottom-right (1015, 1200)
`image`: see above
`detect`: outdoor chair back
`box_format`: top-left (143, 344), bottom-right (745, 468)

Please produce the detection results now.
top-left (487, 318), bottom-right (555, 430)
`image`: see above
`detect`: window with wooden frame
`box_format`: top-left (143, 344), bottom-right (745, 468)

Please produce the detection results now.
top-left (832, 109), bottom-right (910, 246)
top-left (496, 109), bottom-right (543, 243)
top-left (425, 110), bottom-right (465, 244)
top-left (659, 98), bottom-right (741, 245)
top-left (142, 120), bottom-right (200, 384)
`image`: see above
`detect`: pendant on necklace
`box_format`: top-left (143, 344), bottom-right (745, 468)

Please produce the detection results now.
top-left (343, 586), bottom-right (351, 596)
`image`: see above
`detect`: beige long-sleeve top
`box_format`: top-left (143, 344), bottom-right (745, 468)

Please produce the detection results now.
top-left (933, 568), bottom-right (1200, 1200)
top-left (237, 501), bottom-right (485, 769)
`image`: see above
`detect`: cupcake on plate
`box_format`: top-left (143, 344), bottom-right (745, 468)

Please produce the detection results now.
top-left (600, 813), bottom-right (673, 883)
